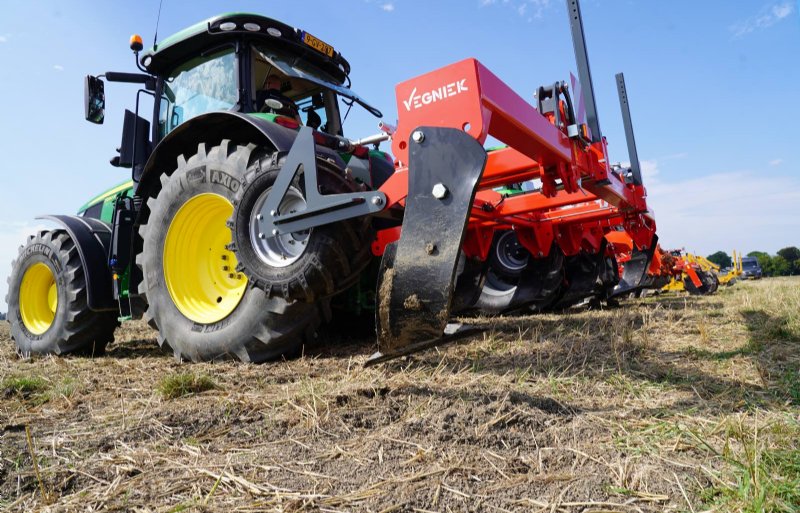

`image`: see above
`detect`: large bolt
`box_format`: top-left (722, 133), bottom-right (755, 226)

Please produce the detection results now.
top-left (432, 183), bottom-right (448, 199)
top-left (411, 130), bottom-right (425, 143)
top-left (371, 195), bottom-right (384, 206)
top-left (270, 210), bottom-right (277, 216)
top-left (256, 214), bottom-right (263, 221)
top-left (258, 232), bottom-right (265, 239)
top-left (272, 229), bottom-right (279, 236)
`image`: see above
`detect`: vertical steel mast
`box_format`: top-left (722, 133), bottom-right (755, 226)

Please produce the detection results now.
top-left (566, 0), bottom-right (601, 143)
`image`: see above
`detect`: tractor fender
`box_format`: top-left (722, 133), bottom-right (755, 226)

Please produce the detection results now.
top-left (135, 111), bottom-right (346, 218)
top-left (36, 215), bottom-right (116, 312)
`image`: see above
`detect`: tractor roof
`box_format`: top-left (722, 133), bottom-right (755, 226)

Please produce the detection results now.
top-left (140, 13), bottom-right (351, 83)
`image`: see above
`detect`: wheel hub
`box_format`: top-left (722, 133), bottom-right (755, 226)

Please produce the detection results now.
top-left (249, 186), bottom-right (310, 268)
top-left (163, 193), bottom-right (247, 324)
top-left (494, 231), bottom-right (529, 275)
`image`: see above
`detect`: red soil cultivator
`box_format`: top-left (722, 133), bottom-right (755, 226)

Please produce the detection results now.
top-left (356, 0), bottom-right (657, 361)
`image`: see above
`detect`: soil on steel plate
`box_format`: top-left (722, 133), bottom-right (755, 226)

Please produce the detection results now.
top-left (1, 278), bottom-right (799, 512)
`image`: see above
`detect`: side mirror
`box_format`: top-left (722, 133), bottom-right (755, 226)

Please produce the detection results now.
top-left (84, 75), bottom-right (105, 124)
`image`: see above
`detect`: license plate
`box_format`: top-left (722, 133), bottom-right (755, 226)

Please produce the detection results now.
top-left (302, 32), bottom-right (334, 57)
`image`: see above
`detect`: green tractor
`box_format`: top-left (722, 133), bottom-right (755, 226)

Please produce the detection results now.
top-left (6, 14), bottom-right (394, 362)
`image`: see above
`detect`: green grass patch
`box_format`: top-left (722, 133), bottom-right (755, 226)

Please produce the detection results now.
top-left (2, 374), bottom-right (48, 397)
top-left (701, 416), bottom-right (800, 513)
top-left (158, 372), bottom-right (218, 399)
top-left (778, 368), bottom-right (800, 405)
top-left (684, 340), bottom-right (763, 361)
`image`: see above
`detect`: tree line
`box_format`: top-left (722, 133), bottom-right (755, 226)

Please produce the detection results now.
top-left (707, 247), bottom-right (800, 277)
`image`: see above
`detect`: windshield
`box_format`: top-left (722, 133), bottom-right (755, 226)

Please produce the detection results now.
top-left (159, 47), bottom-right (237, 137)
top-left (252, 44), bottom-right (382, 118)
top-left (743, 260), bottom-right (759, 269)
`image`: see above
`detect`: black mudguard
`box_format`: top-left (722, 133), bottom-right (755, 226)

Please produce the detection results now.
top-left (135, 111), bottom-right (345, 216)
top-left (37, 215), bottom-right (116, 311)
top-left (374, 127), bottom-right (487, 359)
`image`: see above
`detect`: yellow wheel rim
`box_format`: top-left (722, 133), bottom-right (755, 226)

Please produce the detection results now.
top-left (19, 262), bottom-right (58, 335)
top-left (163, 193), bottom-right (247, 324)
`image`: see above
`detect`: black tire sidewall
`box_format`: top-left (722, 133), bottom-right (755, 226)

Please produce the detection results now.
top-left (8, 233), bottom-right (71, 354)
top-left (141, 149), bottom-right (312, 362)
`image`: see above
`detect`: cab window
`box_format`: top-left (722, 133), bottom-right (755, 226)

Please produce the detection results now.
top-left (159, 47), bottom-right (237, 137)
top-left (251, 45), bottom-right (342, 135)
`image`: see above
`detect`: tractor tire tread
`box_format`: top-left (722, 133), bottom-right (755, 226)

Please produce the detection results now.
top-left (6, 230), bottom-right (118, 356)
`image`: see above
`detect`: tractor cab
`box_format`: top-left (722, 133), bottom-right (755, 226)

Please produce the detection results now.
top-left (137, 13), bottom-right (381, 140)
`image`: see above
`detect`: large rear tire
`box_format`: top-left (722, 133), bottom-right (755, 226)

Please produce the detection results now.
top-left (137, 140), bottom-right (325, 363)
top-left (6, 230), bottom-right (118, 356)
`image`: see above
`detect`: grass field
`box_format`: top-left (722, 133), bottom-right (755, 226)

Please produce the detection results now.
top-left (1, 278), bottom-right (798, 512)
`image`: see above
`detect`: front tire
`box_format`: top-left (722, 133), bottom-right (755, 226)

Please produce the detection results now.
top-left (137, 140), bottom-right (325, 363)
top-left (6, 230), bottom-right (118, 356)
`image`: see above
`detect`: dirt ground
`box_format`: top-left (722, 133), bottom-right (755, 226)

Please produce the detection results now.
top-left (1, 278), bottom-right (799, 512)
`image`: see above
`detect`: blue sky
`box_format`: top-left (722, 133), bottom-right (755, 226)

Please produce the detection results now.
top-left (1, 0), bottom-right (798, 309)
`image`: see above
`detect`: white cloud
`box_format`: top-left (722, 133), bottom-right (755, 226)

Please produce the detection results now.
top-left (773, 2), bottom-right (794, 18)
top-left (620, 159), bottom-right (660, 183)
top-left (769, 158), bottom-right (783, 166)
top-left (381, 2), bottom-right (395, 11)
top-left (645, 171), bottom-right (800, 255)
top-left (730, 1), bottom-right (795, 37)
top-left (53, 64), bottom-right (64, 71)
top-left (640, 159), bottom-right (660, 181)
top-left (480, 0), bottom-right (552, 20)
top-left (0, 35), bottom-right (8, 43)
